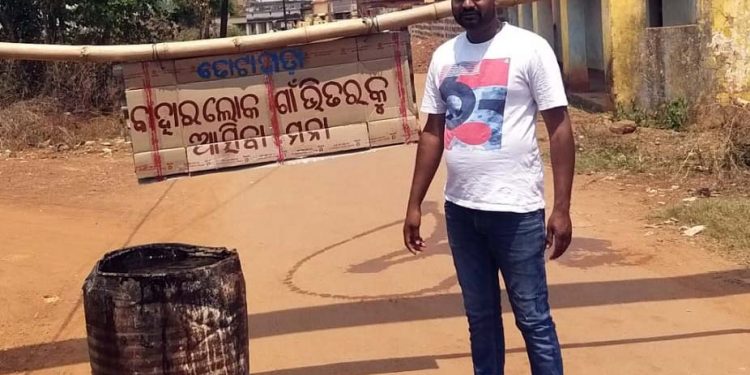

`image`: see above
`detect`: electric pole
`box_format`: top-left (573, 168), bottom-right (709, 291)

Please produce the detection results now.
top-left (220, 0), bottom-right (229, 37)
top-left (282, 0), bottom-right (289, 30)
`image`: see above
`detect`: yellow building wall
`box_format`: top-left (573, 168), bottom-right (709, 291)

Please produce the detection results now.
top-left (603, 0), bottom-right (646, 106)
top-left (603, 0), bottom-right (750, 107)
top-left (707, 0), bottom-right (750, 102)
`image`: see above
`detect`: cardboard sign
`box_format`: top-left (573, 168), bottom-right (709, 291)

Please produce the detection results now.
top-left (280, 123), bottom-right (370, 159)
top-left (170, 37), bottom-right (359, 85)
top-left (123, 61), bottom-right (177, 90)
top-left (187, 137), bottom-right (278, 173)
top-left (176, 77), bottom-right (272, 147)
top-left (125, 87), bottom-right (183, 153)
top-left (272, 62), bottom-right (366, 133)
top-left (123, 31), bottom-right (419, 180)
top-left (356, 33), bottom-right (410, 62)
top-left (368, 116), bottom-right (420, 148)
top-left (133, 148), bottom-right (189, 179)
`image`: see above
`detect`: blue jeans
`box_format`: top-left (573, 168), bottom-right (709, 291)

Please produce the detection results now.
top-left (445, 201), bottom-right (563, 375)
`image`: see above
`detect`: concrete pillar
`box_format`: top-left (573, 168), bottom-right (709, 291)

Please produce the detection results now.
top-left (245, 23), bottom-right (251, 35)
top-left (560, 0), bottom-right (590, 91)
top-left (519, 3), bottom-right (534, 30)
top-left (267, 22), bottom-right (273, 32)
top-left (533, 0), bottom-right (555, 48)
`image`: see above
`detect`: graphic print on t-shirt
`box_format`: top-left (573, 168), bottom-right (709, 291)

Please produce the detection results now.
top-left (439, 58), bottom-right (510, 150)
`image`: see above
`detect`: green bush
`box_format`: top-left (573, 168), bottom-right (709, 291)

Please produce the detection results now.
top-left (614, 98), bottom-right (691, 130)
top-left (0, 0), bottom-right (227, 112)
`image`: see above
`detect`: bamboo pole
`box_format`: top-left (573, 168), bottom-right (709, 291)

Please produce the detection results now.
top-left (0, 0), bottom-right (535, 63)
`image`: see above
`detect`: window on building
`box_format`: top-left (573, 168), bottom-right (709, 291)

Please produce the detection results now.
top-left (648, 0), bottom-right (697, 27)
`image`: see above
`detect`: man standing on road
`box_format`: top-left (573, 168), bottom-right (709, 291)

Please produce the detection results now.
top-left (403, 0), bottom-right (575, 374)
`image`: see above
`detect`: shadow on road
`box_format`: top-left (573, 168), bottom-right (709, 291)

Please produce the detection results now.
top-left (3, 328), bottom-right (749, 374)
top-left (253, 329), bottom-right (750, 375)
top-left (2, 211), bottom-right (750, 373)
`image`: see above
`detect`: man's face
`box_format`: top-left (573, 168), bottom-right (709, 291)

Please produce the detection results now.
top-left (453, 0), bottom-right (496, 30)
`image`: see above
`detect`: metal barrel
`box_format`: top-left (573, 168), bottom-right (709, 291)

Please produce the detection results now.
top-left (82, 244), bottom-right (249, 374)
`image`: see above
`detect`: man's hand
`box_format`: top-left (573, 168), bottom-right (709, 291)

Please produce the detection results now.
top-left (404, 114), bottom-right (445, 255)
top-left (546, 209), bottom-right (572, 260)
top-left (541, 106), bottom-right (575, 261)
top-left (404, 207), bottom-right (425, 254)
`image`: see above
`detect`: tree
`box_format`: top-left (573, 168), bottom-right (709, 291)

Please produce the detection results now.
top-left (0, 0), bottom-right (44, 43)
top-left (168, 0), bottom-right (231, 39)
top-left (66, 0), bottom-right (178, 44)
top-left (0, 0), bottom-right (231, 110)
top-left (0, 0), bottom-right (229, 45)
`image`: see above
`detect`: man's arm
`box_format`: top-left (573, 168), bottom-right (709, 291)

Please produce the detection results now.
top-left (541, 106), bottom-right (575, 259)
top-left (404, 114), bottom-right (445, 254)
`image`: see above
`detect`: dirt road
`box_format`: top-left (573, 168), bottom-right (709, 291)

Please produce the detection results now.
top-left (1, 77), bottom-right (749, 374)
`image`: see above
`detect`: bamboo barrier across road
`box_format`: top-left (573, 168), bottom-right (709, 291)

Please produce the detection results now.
top-left (0, 0), bottom-right (534, 63)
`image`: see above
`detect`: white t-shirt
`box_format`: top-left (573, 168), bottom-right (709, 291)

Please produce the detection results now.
top-left (421, 24), bottom-right (568, 213)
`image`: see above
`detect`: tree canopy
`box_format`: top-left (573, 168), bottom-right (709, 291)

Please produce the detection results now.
top-left (0, 0), bottom-right (229, 44)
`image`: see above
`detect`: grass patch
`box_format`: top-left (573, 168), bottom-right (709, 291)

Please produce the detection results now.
top-left (574, 118), bottom-right (645, 174)
top-left (663, 198), bottom-right (750, 264)
top-left (570, 104), bottom-right (750, 178)
top-left (0, 99), bottom-right (124, 151)
top-left (576, 144), bottom-right (644, 173)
